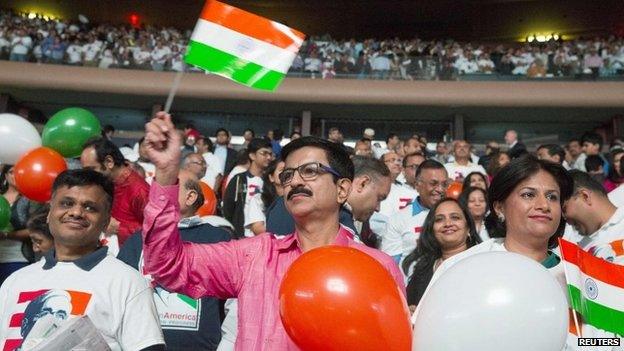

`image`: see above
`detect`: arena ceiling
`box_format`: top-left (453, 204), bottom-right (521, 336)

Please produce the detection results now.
top-left (6, 0), bottom-right (623, 41)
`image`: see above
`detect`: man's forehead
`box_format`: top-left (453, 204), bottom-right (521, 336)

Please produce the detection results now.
top-left (421, 168), bottom-right (448, 180)
top-left (53, 185), bottom-right (105, 199)
top-left (284, 146), bottom-right (328, 166)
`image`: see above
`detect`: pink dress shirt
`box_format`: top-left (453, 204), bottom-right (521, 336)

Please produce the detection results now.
top-left (142, 182), bottom-right (406, 350)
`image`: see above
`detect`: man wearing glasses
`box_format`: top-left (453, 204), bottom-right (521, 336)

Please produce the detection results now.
top-left (222, 138), bottom-right (273, 238)
top-left (141, 112), bottom-right (404, 350)
top-left (381, 160), bottom-right (449, 266)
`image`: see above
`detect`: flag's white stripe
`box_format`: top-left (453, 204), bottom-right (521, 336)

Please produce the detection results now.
top-left (564, 261), bottom-right (624, 311)
top-left (190, 19), bottom-right (296, 74)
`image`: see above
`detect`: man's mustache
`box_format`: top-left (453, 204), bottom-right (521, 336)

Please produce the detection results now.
top-left (287, 186), bottom-right (313, 200)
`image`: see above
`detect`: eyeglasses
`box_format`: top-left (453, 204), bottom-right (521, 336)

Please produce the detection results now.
top-left (257, 150), bottom-right (274, 157)
top-left (279, 162), bottom-right (341, 185)
top-left (418, 179), bottom-right (451, 189)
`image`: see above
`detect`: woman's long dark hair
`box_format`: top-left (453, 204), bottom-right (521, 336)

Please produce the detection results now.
top-left (0, 165), bottom-right (13, 195)
top-left (402, 198), bottom-right (482, 276)
top-left (462, 171), bottom-right (488, 191)
top-left (607, 149), bottom-right (624, 183)
top-left (485, 154), bottom-right (573, 249)
top-left (260, 159), bottom-right (281, 208)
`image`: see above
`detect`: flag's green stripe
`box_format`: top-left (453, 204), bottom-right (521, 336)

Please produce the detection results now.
top-left (184, 40), bottom-right (284, 91)
top-left (569, 285), bottom-right (624, 335)
top-left (177, 294), bottom-right (198, 309)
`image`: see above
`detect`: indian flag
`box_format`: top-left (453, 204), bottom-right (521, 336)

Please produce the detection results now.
top-left (185, 0), bottom-right (305, 91)
top-left (559, 238), bottom-right (624, 335)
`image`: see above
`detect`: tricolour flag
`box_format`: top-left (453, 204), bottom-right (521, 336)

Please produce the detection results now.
top-left (559, 238), bottom-right (624, 335)
top-left (185, 0), bottom-right (305, 91)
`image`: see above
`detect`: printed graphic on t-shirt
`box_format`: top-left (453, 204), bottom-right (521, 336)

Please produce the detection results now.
top-left (139, 254), bottom-right (201, 331)
top-left (3, 289), bottom-right (92, 351)
top-left (398, 198), bottom-right (412, 210)
top-left (248, 184), bottom-right (261, 198)
top-left (153, 288), bottom-right (201, 331)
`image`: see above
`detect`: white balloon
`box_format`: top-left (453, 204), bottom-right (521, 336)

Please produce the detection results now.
top-left (413, 251), bottom-right (568, 351)
top-left (0, 113), bottom-right (42, 164)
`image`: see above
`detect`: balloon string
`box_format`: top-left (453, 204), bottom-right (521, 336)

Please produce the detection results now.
top-left (164, 65), bottom-right (186, 113)
top-left (561, 259), bottom-right (582, 338)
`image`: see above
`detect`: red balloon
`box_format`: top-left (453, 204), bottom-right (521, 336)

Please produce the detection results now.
top-left (196, 181), bottom-right (217, 216)
top-left (279, 246), bottom-right (411, 351)
top-left (14, 147), bottom-right (67, 203)
top-left (446, 181), bottom-right (463, 199)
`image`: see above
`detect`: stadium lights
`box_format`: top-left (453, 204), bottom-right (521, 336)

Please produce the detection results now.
top-left (525, 32), bottom-right (561, 43)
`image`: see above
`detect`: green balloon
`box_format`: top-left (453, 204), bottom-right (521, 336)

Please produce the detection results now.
top-left (42, 107), bottom-right (102, 158)
top-left (0, 196), bottom-right (10, 230)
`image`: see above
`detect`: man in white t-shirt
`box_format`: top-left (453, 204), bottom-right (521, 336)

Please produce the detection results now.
top-left (223, 138), bottom-right (273, 238)
top-left (9, 29), bottom-right (32, 62)
top-left (0, 169), bottom-right (164, 351)
top-left (150, 41), bottom-right (171, 71)
top-left (563, 170), bottom-right (624, 349)
top-left (381, 160), bottom-right (449, 263)
top-left (65, 38), bottom-right (83, 65)
top-left (196, 136), bottom-right (223, 190)
top-left (81, 37), bottom-right (101, 66)
top-left (370, 151), bottom-right (418, 235)
top-left (445, 140), bottom-right (487, 182)
top-left (564, 171), bottom-right (624, 262)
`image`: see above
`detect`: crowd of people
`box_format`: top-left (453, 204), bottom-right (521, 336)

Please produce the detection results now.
top-left (0, 109), bottom-right (623, 349)
top-left (2, 8), bottom-right (624, 80)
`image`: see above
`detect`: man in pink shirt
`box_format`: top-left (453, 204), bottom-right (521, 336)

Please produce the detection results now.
top-left (142, 112), bottom-right (405, 350)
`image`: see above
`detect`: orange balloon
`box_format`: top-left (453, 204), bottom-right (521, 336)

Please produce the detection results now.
top-left (446, 181), bottom-right (463, 199)
top-left (14, 147), bottom-right (67, 203)
top-left (196, 181), bottom-right (217, 216)
top-left (279, 246), bottom-right (412, 351)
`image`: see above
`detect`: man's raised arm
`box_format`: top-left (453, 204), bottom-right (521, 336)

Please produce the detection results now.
top-left (141, 112), bottom-right (242, 299)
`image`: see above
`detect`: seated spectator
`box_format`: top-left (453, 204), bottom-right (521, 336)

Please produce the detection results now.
top-left (402, 198), bottom-right (480, 307)
top-left (477, 53), bottom-right (495, 74)
top-left (0, 169), bottom-right (164, 350)
top-left (604, 149), bottom-right (624, 192)
top-left (118, 170), bottom-right (229, 350)
top-left (527, 58), bottom-right (547, 78)
top-left (245, 160), bottom-right (285, 236)
top-left (459, 187), bottom-right (490, 241)
top-left (486, 151), bottom-right (511, 180)
top-left (80, 138), bottom-right (150, 245)
top-left (445, 140), bottom-right (487, 182)
top-left (585, 154), bottom-right (606, 185)
top-left (462, 171), bottom-right (488, 191)
top-left (26, 206), bottom-right (53, 260)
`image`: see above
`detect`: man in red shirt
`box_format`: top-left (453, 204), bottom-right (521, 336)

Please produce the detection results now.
top-left (80, 138), bottom-right (149, 244)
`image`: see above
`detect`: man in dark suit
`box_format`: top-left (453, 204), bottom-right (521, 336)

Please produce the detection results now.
top-left (504, 129), bottom-right (527, 159)
top-left (214, 128), bottom-right (238, 176)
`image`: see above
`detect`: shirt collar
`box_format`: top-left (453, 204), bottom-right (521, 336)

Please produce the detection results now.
top-left (113, 166), bottom-right (132, 185)
top-left (43, 246), bottom-right (108, 271)
top-left (178, 215), bottom-right (203, 228)
top-left (412, 197), bottom-right (427, 216)
top-left (276, 225), bottom-right (353, 252)
top-left (595, 207), bottom-right (624, 234)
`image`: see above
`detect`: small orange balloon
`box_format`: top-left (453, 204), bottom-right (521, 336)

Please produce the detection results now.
top-left (14, 147), bottom-right (67, 203)
top-left (279, 246), bottom-right (412, 351)
top-left (196, 181), bottom-right (217, 216)
top-left (446, 181), bottom-right (463, 199)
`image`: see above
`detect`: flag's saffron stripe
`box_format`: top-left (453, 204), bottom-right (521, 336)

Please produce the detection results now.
top-left (560, 238), bottom-right (624, 289)
top-left (190, 19), bottom-right (296, 74)
top-left (568, 285), bottom-right (624, 335)
top-left (199, 0), bottom-right (304, 51)
top-left (185, 41), bottom-right (284, 91)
